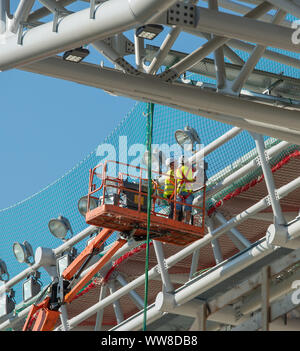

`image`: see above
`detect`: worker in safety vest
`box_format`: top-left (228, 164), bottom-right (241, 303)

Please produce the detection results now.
top-left (175, 155), bottom-right (196, 224)
top-left (163, 157), bottom-right (176, 219)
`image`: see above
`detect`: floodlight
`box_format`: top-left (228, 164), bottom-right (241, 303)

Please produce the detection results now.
top-left (0, 259), bottom-right (9, 282)
top-left (57, 254), bottom-right (71, 277)
top-left (0, 286), bottom-right (15, 318)
top-left (78, 195), bottom-right (98, 217)
top-left (12, 241), bottom-right (34, 265)
top-left (22, 272), bottom-right (41, 302)
top-left (136, 24), bottom-right (164, 40)
top-left (63, 47), bottom-right (90, 63)
top-left (57, 248), bottom-right (77, 276)
top-left (175, 126), bottom-right (201, 150)
top-left (48, 216), bottom-right (73, 240)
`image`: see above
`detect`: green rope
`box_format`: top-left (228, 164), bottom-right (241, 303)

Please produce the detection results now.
top-left (143, 102), bottom-right (154, 331)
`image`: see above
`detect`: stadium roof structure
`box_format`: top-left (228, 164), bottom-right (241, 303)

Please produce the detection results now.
top-left (0, 0), bottom-right (300, 331)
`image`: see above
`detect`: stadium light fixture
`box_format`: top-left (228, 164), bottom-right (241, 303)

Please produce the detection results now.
top-left (0, 285), bottom-right (15, 319)
top-left (22, 272), bottom-right (42, 302)
top-left (0, 262), bottom-right (15, 319)
top-left (175, 126), bottom-right (201, 151)
top-left (63, 47), bottom-right (90, 63)
top-left (78, 195), bottom-right (98, 217)
top-left (48, 216), bottom-right (73, 240)
top-left (136, 24), bottom-right (164, 40)
top-left (57, 247), bottom-right (77, 277)
top-left (12, 241), bottom-right (34, 265)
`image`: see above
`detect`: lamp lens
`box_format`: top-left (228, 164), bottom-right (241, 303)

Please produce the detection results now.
top-left (23, 279), bottom-right (32, 302)
top-left (78, 196), bottom-right (97, 216)
top-left (49, 219), bottom-right (68, 239)
top-left (78, 197), bottom-right (88, 216)
top-left (13, 243), bottom-right (26, 263)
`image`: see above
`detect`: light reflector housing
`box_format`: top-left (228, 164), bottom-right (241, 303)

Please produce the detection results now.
top-left (12, 241), bottom-right (34, 265)
top-left (63, 47), bottom-right (90, 63)
top-left (175, 126), bottom-right (201, 151)
top-left (136, 24), bottom-right (164, 40)
top-left (78, 195), bottom-right (98, 217)
top-left (23, 276), bottom-right (41, 302)
top-left (48, 216), bottom-right (73, 240)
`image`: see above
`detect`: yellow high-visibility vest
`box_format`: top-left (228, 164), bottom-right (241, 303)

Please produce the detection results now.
top-left (164, 169), bottom-right (175, 197)
top-left (176, 165), bottom-right (194, 193)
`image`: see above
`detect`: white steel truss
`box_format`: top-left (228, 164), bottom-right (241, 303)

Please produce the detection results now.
top-left (1, 0), bottom-right (300, 332)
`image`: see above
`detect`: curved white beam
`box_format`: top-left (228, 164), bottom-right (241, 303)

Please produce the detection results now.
top-left (21, 57), bottom-right (300, 141)
top-left (266, 0), bottom-right (300, 19)
top-left (190, 7), bottom-right (300, 53)
top-left (0, 0), bottom-right (177, 71)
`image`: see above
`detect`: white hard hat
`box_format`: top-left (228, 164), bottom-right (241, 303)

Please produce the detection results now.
top-left (166, 157), bottom-right (175, 167)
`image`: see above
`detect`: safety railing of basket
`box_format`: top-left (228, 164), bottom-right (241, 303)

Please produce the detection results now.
top-left (87, 160), bottom-right (206, 228)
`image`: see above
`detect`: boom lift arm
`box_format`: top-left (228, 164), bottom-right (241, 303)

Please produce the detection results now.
top-left (23, 228), bottom-right (126, 331)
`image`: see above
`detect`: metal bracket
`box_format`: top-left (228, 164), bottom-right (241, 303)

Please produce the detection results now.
top-left (115, 57), bottom-right (141, 75)
top-left (167, 2), bottom-right (197, 27)
top-left (274, 189), bottom-right (280, 201)
top-left (265, 195), bottom-right (272, 207)
top-left (154, 258), bottom-right (169, 275)
top-left (159, 68), bottom-right (180, 82)
top-left (90, 0), bottom-right (104, 19)
top-left (53, 9), bottom-right (72, 33)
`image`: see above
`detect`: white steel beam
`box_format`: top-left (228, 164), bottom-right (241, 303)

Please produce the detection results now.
top-left (19, 59), bottom-right (300, 142)
top-left (232, 290), bottom-right (300, 331)
top-left (113, 247), bottom-right (300, 331)
top-left (267, 217), bottom-right (300, 249)
top-left (8, 0), bottom-right (35, 34)
top-left (116, 273), bottom-right (144, 309)
top-left (251, 132), bottom-right (286, 226)
top-left (63, 177), bottom-right (300, 329)
top-left (94, 284), bottom-right (107, 331)
top-left (207, 248), bottom-right (300, 315)
top-left (0, 0), bottom-right (178, 70)
top-left (208, 0), bottom-right (226, 90)
top-left (27, 0), bottom-right (77, 22)
top-left (203, 0), bottom-right (292, 28)
top-left (109, 280), bottom-right (124, 324)
top-left (163, 0), bottom-right (273, 81)
top-left (188, 7), bottom-right (299, 53)
top-left (146, 26), bottom-right (181, 75)
top-left (187, 30), bottom-right (300, 70)
top-left (207, 217), bottom-right (224, 264)
top-left (153, 240), bottom-right (174, 293)
top-left (134, 34), bottom-right (144, 71)
top-left (0, 0), bottom-right (9, 34)
top-left (230, 9), bottom-right (286, 94)
top-left (198, 140), bottom-right (290, 202)
top-left (214, 211), bottom-right (251, 250)
top-left (38, 0), bottom-right (68, 14)
top-left (266, 0), bottom-right (300, 19)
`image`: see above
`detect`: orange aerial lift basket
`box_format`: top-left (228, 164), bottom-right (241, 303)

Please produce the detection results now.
top-left (85, 160), bottom-right (206, 246)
